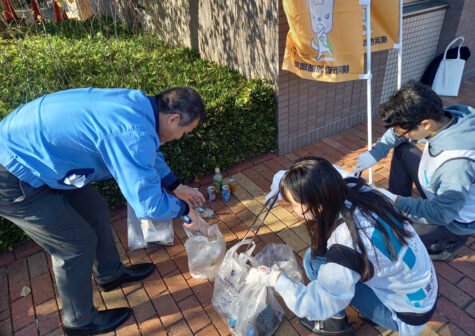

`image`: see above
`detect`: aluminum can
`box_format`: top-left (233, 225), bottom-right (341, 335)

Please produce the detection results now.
top-left (207, 186), bottom-right (216, 202)
top-left (227, 178), bottom-right (237, 195)
top-left (222, 185), bottom-right (231, 202)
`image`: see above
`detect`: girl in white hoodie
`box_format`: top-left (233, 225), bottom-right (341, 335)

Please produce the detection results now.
top-left (248, 157), bottom-right (438, 335)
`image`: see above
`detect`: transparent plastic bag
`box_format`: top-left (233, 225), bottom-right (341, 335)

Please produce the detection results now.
top-left (256, 243), bottom-right (303, 283)
top-left (183, 217), bottom-right (226, 280)
top-left (127, 203), bottom-right (174, 251)
top-left (212, 239), bottom-right (259, 321)
top-left (232, 284), bottom-right (284, 336)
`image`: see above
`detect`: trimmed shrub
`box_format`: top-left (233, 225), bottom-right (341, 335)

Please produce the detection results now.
top-left (0, 17), bottom-right (276, 250)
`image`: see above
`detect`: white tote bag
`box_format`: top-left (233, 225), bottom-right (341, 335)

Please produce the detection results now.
top-left (432, 36), bottom-right (465, 97)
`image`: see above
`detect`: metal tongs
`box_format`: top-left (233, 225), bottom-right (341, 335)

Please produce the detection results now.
top-left (242, 192), bottom-right (280, 245)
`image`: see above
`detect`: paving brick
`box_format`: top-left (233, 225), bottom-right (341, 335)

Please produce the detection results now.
top-left (0, 250), bottom-right (15, 267)
top-left (14, 323), bottom-right (38, 336)
top-left (164, 239), bottom-right (186, 258)
top-left (277, 229), bottom-right (308, 253)
top-left (178, 295), bottom-right (210, 333)
top-left (142, 269), bottom-right (167, 299)
top-left (165, 318), bottom-right (192, 336)
top-left (449, 257), bottom-right (475, 281)
top-left (43, 327), bottom-right (64, 335)
top-left (36, 298), bottom-right (61, 335)
top-left (438, 323), bottom-right (469, 336)
top-left (31, 273), bottom-right (55, 306)
top-left (127, 288), bottom-right (156, 323)
top-left (216, 207), bottom-right (242, 229)
top-left (8, 259), bottom-right (30, 302)
top-left (427, 310), bottom-right (448, 331)
top-left (186, 277), bottom-right (214, 307)
top-left (226, 196), bottom-right (248, 215)
top-left (437, 276), bottom-right (473, 308)
top-left (115, 314), bottom-right (141, 336)
top-left (195, 323), bottom-right (220, 336)
top-left (139, 317), bottom-right (166, 336)
top-left (466, 301), bottom-right (475, 319)
top-left (0, 318), bottom-right (12, 336)
top-left (11, 295), bottom-right (35, 331)
top-left (233, 172), bottom-right (266, 201)
top-left (149, 248), bottom-right (177, 277)
top-left (27, 252), bottom-right (49, 279)
top-left (163, 271), bottom-right (192, 303)
top-left (100, 287), bottom-right (129, 309)
top-left (271, 206), bottom-right (300, 227)
top-left (152, 290), bottom-right (183, 328)
top-left (14, 241), bottom-right (43, 260)
top-left (173, 250), bottom-right (192, 280)
top-left (127, 248), bottom-right (152, 265)
top-left (433, 261), bottom-right (464, 283)
top-left (204, 304), bottom-right (230, 336)
top-left (458, 277), bottom-right (475, 298)
top-left (437, 297), bottom-right (475, 335)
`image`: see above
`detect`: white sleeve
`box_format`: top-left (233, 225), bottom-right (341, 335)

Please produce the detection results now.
top-left (274, 262), bottom-right (361, 321)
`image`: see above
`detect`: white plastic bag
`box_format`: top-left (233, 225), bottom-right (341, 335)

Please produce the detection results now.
top-left (232, 282), bottom-right (284, 336)
top-left (432, 36), bottom-right (465, 96)
top-left (183, 218), bottom-right (226, 280)
top-left (212, 239), bottom-right (259, 321)
top-left (256, 243), bottom-right (303, 283)
top-left (127, 203), bottom-right (174, 251)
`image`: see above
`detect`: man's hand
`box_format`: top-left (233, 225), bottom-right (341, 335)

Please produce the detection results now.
top-left (265, 170), bottom-right (287, 201)
top-left (174, 184), bottom-right (205, 207)
top-left (245, 265), bottom-right (281, 287)
top-left (375, 187), bottom-right (398, 203)
top-left (183, 208), bottom-right (201, 231)
top-left (352, 152), bottom-right (377, 174)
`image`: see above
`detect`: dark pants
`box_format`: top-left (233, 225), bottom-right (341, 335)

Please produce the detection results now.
top-left (0, 164), bottom-right (125, 327)
top-left (388, 142), bottom-right (468, 253)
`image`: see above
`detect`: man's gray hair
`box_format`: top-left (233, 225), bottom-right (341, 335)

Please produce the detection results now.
top-left (155, 86), bottom-right (205, 126)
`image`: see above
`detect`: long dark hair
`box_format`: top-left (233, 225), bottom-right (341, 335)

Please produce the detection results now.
top-left (279, 157), bottom-right (413, 280)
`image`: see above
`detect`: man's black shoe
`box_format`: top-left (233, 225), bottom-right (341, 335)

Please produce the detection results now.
top-left (63, 307), bottom-right (131, 335)
top-left (99, 263), bottom-right (154, 292)
top-left (299, 316), bottom-right (354, 335)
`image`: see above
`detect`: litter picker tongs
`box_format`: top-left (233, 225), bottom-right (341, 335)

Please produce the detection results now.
top-left (241, 192), bottom-right (280, 245)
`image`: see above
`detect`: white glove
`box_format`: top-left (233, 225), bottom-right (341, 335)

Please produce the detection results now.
top-left (63, 174), bottom-right (87, 188)
top-left (245, 265), bottom-right (281, 287)
top-left (375, 187), bottom-right (398, 203)
top-left (265, 170), bottom-right (287, 201)
top-left (353, 152), bottom-right (377, 174)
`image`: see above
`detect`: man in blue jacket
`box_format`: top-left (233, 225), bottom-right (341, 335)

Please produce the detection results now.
top-left (0, 86), bottom-right (206, 335)
top-left (354, 81), bottom-right (475, 261)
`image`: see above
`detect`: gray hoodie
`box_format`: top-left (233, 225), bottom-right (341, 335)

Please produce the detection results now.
top-left (369, 105), bottom-right (475, 235)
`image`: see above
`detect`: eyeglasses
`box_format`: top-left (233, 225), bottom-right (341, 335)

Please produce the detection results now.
top-left (393, 127), bottom-right (412, 138)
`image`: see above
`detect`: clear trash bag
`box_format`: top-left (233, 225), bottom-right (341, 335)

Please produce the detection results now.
top-left (212, 239), bottom-right (260, 321)
top-left (256, 243), bottom-right (303, 284)
top-left (183, 217), bottom-right (226, 280)
top-left (232, 284), bottom-right (285, 336)
top-left (127, 203), bottom-right (174, 251)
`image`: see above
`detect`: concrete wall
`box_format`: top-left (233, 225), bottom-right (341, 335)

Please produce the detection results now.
top-left (136, 0), bottom-right (279, 84)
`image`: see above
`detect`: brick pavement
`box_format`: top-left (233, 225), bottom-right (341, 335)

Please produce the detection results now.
top-left (0, 78), bottom-right (474, 335)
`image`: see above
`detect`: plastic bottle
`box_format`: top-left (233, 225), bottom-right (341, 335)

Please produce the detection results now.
top-left (213, 168), bottom-right (223, 194)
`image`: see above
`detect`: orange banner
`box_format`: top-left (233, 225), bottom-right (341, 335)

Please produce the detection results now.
top-left (282, 0), bottom-right (365, 82)
top-left (363, 0), bottom-right (400, 52)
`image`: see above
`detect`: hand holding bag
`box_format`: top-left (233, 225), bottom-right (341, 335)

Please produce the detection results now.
top-left (432, 36), bottom-right (465, 96)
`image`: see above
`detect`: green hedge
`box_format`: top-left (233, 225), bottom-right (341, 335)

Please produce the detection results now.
top-left (0, 17), bottom-right (276, 250)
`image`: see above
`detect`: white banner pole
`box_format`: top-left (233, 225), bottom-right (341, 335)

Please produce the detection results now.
top-left (365, 1), bottom-right (373, 184)
top-left (397, 0), bottom-right (403, 89)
